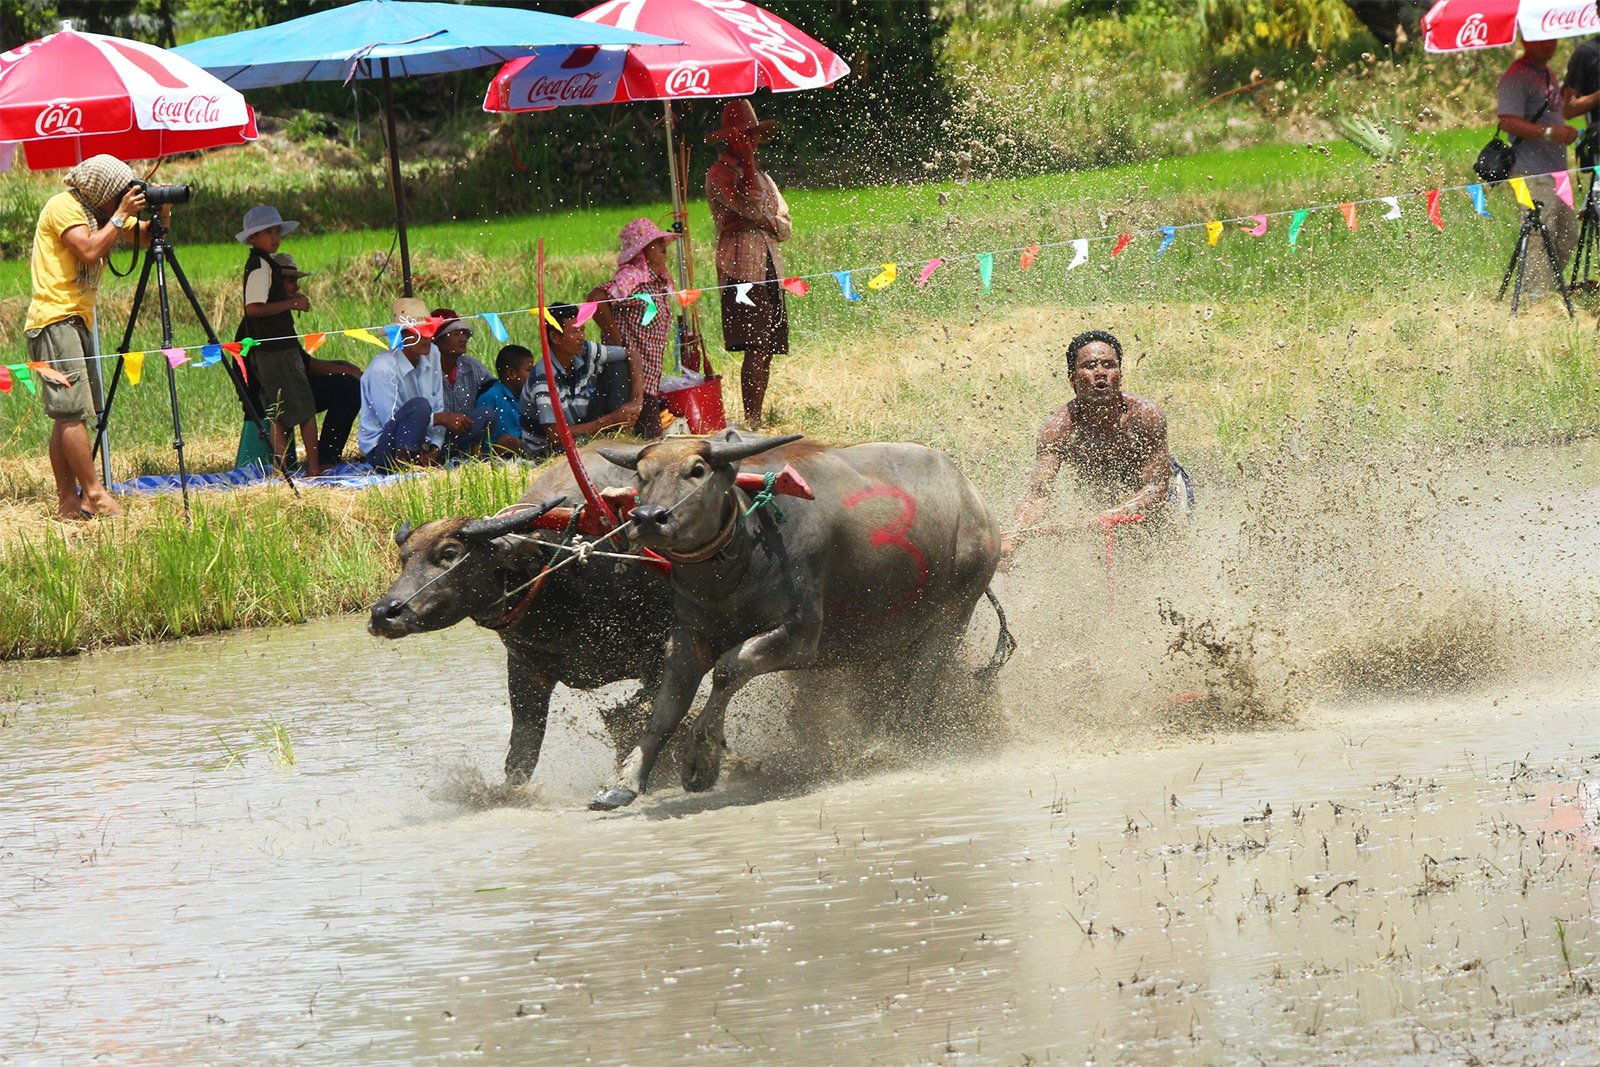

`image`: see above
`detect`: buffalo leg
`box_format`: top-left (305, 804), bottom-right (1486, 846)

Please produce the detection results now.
top-left (684, 615), bottom-right (822, 793)
top-left (591, 631), bottom-right (714, 810)
top-left (506, 648), bottom-right (556, 786)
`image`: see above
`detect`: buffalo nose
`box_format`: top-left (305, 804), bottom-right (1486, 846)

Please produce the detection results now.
top-left (631, 504), bottom-right (670, 529)
top-left (372, 598), bottom-right (404, 621)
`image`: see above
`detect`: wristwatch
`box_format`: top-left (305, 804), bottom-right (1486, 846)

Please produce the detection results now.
top-left (109, 214), bottom-right (135, 230)
top-left (1543, 125), bottom-right (1553, 140)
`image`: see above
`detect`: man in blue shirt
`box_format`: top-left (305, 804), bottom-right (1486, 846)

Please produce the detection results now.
top-left (521, 302), bottom-right (639, 454)
top-left (357, 298), bottom-right (488, 470)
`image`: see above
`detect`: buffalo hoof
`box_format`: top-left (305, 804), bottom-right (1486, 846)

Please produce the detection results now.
top-left (682, 741), bottom-right (724, 794)
top-left (589, 785), bottom-right (639, 811)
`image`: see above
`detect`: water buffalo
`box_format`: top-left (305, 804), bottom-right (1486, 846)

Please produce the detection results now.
top-left (367, 450), bottom-right (674, 786)
top-left (589, 430), bottom-right (1014, 810)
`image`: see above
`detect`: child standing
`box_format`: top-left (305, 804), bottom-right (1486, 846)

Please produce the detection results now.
top-left (237, 204), bottom-right (323, 476)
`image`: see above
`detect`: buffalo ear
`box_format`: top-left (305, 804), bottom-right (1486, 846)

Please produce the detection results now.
top-left (704, 433), bottom-right (803, 468)
top-left (597, 444), bottom-right (648, 470)
top-left (394, 520), bottom-right (413, 546)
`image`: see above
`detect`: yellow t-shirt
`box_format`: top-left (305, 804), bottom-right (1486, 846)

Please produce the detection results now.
top-left (26, 191), bottom-right (113, 332)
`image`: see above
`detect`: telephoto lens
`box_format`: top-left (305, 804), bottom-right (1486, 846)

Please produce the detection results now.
top-left (128, 178), bottom-right (193, 206)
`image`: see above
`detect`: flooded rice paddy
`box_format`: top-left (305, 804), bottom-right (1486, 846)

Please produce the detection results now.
top-left (4, 443), bottom-right (1600, 1064)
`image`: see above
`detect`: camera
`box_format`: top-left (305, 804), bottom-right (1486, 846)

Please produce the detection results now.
top-left (128, 177), bottom-right (192, 207)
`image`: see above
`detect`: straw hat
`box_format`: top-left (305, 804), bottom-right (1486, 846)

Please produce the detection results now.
top-left (616, 217), bottom-right (680, 266)
top-left (237, 204), bottom-right (299, 243)
top-left (393, 297), bottom-right (429, 324)
top-left (705, 98), bottom-right (778, 146)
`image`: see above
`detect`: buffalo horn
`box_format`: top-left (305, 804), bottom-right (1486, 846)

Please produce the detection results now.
top-left (458, 495), bottom-right (569, 542)
top-left (596, 444), bottom-right (650, 470)
top-left (394, 520), bottom-right (413, 546)
top-left (705, 433), bottom-right (804, 468)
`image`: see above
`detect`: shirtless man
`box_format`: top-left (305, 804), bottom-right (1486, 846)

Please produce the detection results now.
top-left (1001, 330), bottom-right (1189, 566)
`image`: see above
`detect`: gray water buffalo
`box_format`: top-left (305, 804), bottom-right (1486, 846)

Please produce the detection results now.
top-left (367, 450), bottom-right (674, 785)
top-left (590, 430), bottom-right (1013, 810)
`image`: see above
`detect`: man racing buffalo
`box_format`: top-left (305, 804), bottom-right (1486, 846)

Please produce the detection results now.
top-left (1001, 330), bottom-right (1192, 566)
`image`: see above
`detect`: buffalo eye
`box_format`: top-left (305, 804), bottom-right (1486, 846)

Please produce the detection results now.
top-left (689, 460), bottom-right (707, 479)
top-left (438, 542), bottom-right (462, 563)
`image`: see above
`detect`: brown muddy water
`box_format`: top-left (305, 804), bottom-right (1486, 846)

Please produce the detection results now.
top-left (4, 442), bottom-right (1600, 1065)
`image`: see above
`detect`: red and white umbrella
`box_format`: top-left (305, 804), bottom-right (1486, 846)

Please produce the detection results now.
top-left (0, 28), bottom-right (256, 170)
top-left (483, 0), bottom-right (848, 110)
top-left (1422, 0), bottom-right (1600, 52)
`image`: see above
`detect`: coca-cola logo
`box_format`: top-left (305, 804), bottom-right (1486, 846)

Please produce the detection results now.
top-left (150, 94), bottom-right (222, 126)
top-left (1540, 4), bottom-right (1600, 34)
top-left (701, 0), bottom-right (828, 87)
top-left (519, 71), bottom-right (606, 105)
top-left (664, 62), bottom-right (711, 95)
top-left (35, 100), bottom-right (83, 136)
top-left (1456, 13), bottom-right (1490, 48)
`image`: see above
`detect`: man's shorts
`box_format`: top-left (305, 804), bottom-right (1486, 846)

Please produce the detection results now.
top-left (253, 345), bottom-right (317, 429)
top-left (25, 317), bottom-right (96, 423)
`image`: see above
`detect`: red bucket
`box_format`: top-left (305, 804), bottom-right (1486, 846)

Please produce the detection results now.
top-left (662, 376), bottom-right (727, 434)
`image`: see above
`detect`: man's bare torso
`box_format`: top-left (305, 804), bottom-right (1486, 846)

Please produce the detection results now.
top-left (1040, 393), bottom-right (1166, 500)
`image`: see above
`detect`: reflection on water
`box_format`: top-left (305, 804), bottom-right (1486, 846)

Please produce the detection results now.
top-left (3, 612), bottom-right (1599, 1064)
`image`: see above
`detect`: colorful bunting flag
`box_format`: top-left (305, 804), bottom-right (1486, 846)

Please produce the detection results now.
top-left (1288, 209), bottom-right (1308, 248)
top-left (1381, 196), bottom-right (1403, 220)
top-left (868, 262), bottom-right (897, 289)
top-left (1554, 170), bottom-right (1575, 209)
top-left (1509, 179), bottom-right (1534, 210)
top-left (200, 343), bottom-right (223, 365)
top-left (572, 303), bottom-right (598, 328)
top-left (1156, 226), bottom-right (1176, 259)
top-left (303, 332), bottom-right (327, 354)
top-left (481, 312), bottom-right (509, 343)
top-left (637, 292), bottom-right (658, 326)
top-left (1067, 239), bottom-right (1088, 270)
top-left (344, 328), bottom-right (386, 348)
top-left (975, 253), bottom-right (993, 293)
top-left (541, 306), bottom-right (561, 329)
top-left (1205, 220), bottom-right (1223, 246)
top-left (1467, 184), bottom-right (1492, 218)
top-left (833, 270), bottom-right (862, 301)
top-left (1340, 202), bottom-right (1357, 230)
top-left (14, 364), bottom-right (36, 395)
top-left (125, 351), bottom-right (145, 386)
top-left (164, 347), bottom-right (189, 369)
top-left (0, 365), bottom-right (10, 396)
top-left (1426, 188), bottom-right (1444, 231)
top-left (1111, 233), bottom-right (1132, 257)
top-left (734, 283), bottom-right (755, 306)
top-left (238, 338), bottom-right (258, 361)
top-left (1243, 215), bottom-right (1269, 237)
top-left (781, 277), bottom-right (810, 297)
top-left (416, 316), bottom-right (443, 339)
top-left (384, 324), bottom-right (403, 349)
top-left (1019, 245), bottom-right (1040, 271)
top-left (235, 353), bottom-right (248, 384)
top-left (915, 259), bottom-right (943, 287)
top-left (673, 289), bottom-right (702, 308)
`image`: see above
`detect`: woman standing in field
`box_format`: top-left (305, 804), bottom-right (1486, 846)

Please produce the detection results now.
top-left (587, 217), bottom-right (676, 438)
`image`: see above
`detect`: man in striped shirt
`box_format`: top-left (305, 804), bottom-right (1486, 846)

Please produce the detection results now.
top-left (521, 303), bottom-right (639, 454)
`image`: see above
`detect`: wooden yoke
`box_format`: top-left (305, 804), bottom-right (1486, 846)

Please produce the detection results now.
top-left (525, 464), bottom-right (814, 539)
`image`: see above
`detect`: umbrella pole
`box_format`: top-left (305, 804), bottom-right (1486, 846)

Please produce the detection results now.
top-left (663, 101), bottom-right (695, 375)
top-left (381, 59), bottom-right (415, 297)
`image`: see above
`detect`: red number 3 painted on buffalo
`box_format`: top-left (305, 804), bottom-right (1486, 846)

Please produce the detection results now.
top-left (839, 484), bottom-right (928, 621)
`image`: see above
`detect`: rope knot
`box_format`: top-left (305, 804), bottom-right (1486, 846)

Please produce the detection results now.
top-left (742, 471), bottom-right (787, 525)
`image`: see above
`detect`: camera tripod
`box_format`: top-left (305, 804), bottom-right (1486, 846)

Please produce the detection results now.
top-left (1498, 200), bottom-right (1576, 319)
top-left (92, 214), bottom-right (295, 523)
top-left (1568, 170), bottom-right (1600, 292)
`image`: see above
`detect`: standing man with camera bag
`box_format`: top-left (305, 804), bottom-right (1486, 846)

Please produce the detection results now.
top-left (25, 155), bottom-right (167, 519)
top-left (1497, 37), bottom-right (1580, 297)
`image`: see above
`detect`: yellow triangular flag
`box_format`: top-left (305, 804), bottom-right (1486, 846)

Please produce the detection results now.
top-left (344, 327), bottom-right (387, 348)
top-left (867, 263), bottom-right (897, 290)
top-left (125, 351), bottom-right (145, 386)
top-left (1205, 220), bottom-right (1223, 246)
top-left (540, 307), bottom-right (560, 329)
top-left (1510, 177), bottom-right (1535, 210)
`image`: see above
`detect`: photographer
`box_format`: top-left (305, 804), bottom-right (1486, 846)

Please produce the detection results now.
top-left (1498, 37), bottom-right (1579, 296)
top-left (1562, 27), bottom-right (1600, 177)
top-left (24, 154), bottom-right (168, 520)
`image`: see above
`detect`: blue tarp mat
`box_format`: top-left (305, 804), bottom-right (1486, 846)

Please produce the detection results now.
top-left (111, 461), bottom-right (416, 495)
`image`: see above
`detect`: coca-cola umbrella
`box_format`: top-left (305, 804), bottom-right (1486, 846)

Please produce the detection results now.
top-left (482, 0), bottom-right (850, 363)
top-left (172, 0), bottom-right (676, 295)
top-left (1422, 0), bottom-right (1600, 51)
top-left (0, 27), bottom-right (258, 169)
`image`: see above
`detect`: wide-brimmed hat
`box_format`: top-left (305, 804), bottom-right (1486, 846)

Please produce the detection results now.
top-left (617, 217), bottom-right (680, 266)
top-left (270, 252), bottom-right (311, 279)
top-left (237, 204), bottom-right (299, 243)
top-left (431, 306), bottom-right (472, 336)
top-left (705, 98), bottom-right (778, 146)
top-left (393, 297), bottom-right (429, 324)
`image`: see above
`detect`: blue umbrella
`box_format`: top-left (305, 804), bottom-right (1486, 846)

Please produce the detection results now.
top-left (174, 0), bottom-right (677, 294)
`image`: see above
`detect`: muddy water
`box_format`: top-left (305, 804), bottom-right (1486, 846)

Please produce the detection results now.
top-left (5, 450), bottom-right (1600, 1064)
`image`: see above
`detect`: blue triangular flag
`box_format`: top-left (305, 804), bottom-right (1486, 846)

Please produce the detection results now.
top-left (482, 312), bottom-right (509, 343)
top-left (199, 343), bottom-right (222, 366)
top-left (384, 324), bottom-right (403, 349)
top-left (832, 270), bottom-right (862, 301)
top-left (1467, 184), bottom-right (1492, 218)
top-left (1155, 226), bottom-right (1176, 260)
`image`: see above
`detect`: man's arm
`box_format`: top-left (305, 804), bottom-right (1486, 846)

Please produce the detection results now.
top-left (1501, 112), bottom-right (1579, 143)
top-left (59, 185), bottom-right (148, 265)
top-left (1001, 411), bottom-right (1071, 559)
top-left (587, 283), bottom-right (624, 347)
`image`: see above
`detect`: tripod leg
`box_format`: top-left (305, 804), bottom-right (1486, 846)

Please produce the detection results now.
top-left (1511, 227), bottom-right (1532, 316)
top-left (1536, 219), bottom-right (1576, 319)
top-left (94, 247), bottom-right (158, 462)
top-left (1499, 221), bottom-right (1525, 302)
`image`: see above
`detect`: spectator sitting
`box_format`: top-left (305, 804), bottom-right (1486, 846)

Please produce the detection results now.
top-left (357, 298), bottom-right (489, 471)
top-left (521, 302), bottom-right (638, 454)
top-left (431, 307), bottom-right (496, 415)
top-left (476, 344), bottom-right (540, 457)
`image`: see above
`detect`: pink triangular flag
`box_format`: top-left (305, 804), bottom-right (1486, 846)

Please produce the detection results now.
top-left (915, 258), bottom-right (943, 287)
top-left (573, 301), bottom-right (598, 327)
top-left (164, 347), bottom-right (189, 368)
top-left (1243, 215), bottom-right (1269, 237)
top-left (1553, 170), bottom-right (1575, 209)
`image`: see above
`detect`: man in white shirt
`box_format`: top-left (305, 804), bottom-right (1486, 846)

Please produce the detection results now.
top-left (358, 298), bottom-right (483, 470)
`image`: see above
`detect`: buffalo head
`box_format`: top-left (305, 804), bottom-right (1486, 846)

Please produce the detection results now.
top-left (368, 496), bottom-right (566, 637)
top-left (599, 430), bottom-right (801, 555)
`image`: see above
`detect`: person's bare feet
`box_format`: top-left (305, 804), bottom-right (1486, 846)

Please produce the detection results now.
top-left (79, 487), bottom-right (123, 517)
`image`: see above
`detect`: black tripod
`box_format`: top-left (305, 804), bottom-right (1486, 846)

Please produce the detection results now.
top-left (1498, 200), bottom-right (1576, 319)
top-left (1568, 171), bottom-right (1600, 291)
top-left (92, 215), bottom-right (294, 522)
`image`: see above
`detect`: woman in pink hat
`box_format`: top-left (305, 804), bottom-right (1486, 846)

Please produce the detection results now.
top-left (587, 217), bottom-right (678, 438)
